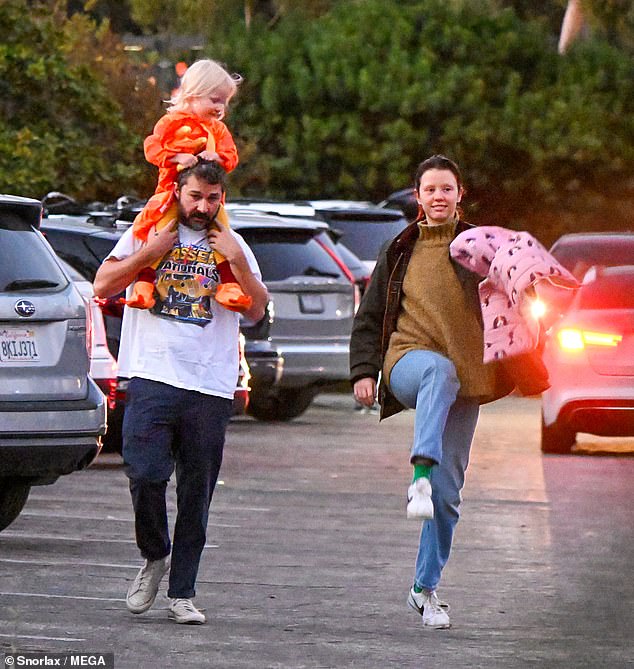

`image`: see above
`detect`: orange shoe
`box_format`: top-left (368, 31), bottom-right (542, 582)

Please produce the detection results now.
top-left (215, 283), bottom-right (253, 313)
top-left (124, 280), bottom-right (156, 309)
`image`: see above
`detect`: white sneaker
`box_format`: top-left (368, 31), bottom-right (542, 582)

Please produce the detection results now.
top-left (168, 598), bottom-right (206, 624)
top-left (126, 557), bottom-right (170, 614)
top-left (407, 588), bottom-right (451, 629)
top-left (406, 478), bottom-right (434, 519)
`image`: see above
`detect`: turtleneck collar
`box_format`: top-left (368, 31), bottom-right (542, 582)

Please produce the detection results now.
top-left (417, 218), bottom-right (457, 242)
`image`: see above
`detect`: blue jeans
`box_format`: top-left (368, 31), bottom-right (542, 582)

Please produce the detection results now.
top-left (122, 377), bottom-right (233, 599)
top-left (389, 350), bottom-right (479, 591)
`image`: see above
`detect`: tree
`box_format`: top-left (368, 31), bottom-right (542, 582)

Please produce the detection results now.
top-left (211, 0), bottom-right (633, 244)
top-left (127, 0), bottom-right (334, 35)
top-left (0, 0), bottom-right (160, 200)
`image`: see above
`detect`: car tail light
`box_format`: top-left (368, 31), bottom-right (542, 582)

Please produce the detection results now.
top-left (314, 238), bottom-right (360, 311)
top-left (107, 377), bottom-right (118, 410)
top-left (315, 238), bottom-right (356, 283)
top-left (95, 296), bottom-right (125, 319)
top-left (84, 297), bottom-right (93, 356)
top-left (557, 327), bottom-right (623, 351)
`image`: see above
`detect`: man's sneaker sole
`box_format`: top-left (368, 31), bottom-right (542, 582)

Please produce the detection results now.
top-left (168, 610), bottom-right (206, 625)
top-left (168, 598), bottom-right (206, 624)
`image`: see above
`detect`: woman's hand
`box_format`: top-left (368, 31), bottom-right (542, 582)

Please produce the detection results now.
top-left (353, 377), bottom-right (377, 407)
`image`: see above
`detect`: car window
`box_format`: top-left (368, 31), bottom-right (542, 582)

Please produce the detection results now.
top-left (239, 228), bottom-right (346, 281)
top-left (324, 215), bottom-right (408, 260)
top-left (578, 274), bottom-right (634, 310)
top-left (550, 237), bottom-right (634, 279)
top-left (0, 228), bottom-right (68, 292)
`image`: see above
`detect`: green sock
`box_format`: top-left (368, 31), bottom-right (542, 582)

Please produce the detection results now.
top-left (413, 583), bottom-right (424, 593)
top-left (412, 463), bottom-right (432, 483)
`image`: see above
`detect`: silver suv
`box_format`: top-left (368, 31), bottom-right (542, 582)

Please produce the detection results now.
top-left (234, 210), bottom-right (356, 420)
top-left (0, 195), bottom-right (106, 531)
top-left (41, 205), bottom-right (356, 422)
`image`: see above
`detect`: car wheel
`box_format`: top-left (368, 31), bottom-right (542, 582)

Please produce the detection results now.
top-left (541, 412), bottom-right (576, 454)
top-left (247, 385), bottom-right (318, 421)
top-left (0, 479), bottom-right (31, 531)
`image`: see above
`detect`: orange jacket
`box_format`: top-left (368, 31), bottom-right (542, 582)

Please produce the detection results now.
top-left (144, 111), bottom-right (239, 192)
top-left (133, 112), bottom-right (239, 241)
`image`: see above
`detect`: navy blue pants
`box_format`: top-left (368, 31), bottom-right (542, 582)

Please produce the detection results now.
top-left (122, 377), bottom-right (232, 599)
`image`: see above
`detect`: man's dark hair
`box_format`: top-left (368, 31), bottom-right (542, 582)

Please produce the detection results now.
top-left (176, 160), bottom-right (226, 191)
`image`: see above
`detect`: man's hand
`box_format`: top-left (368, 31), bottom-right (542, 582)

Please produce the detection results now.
top-left (146, 221), bottom-right (179, 261)
top-left (207, 225), bottom-right (244, 266)
top-left (94, 222), bottom-right (179, 299)
top-left (206, 225), bottom-right (268, 323)
top-left (353, 377), bottom-right (377, 407)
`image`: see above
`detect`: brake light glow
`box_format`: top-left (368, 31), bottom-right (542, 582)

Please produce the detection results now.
top-left (557, 328), bottom-right (622, 351)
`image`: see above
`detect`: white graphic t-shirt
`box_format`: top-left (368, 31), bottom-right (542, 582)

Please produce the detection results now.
top-left (107, 224), bottom-right (261, 399)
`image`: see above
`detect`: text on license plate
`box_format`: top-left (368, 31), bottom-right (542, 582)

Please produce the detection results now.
top-left (0, 328), bottom-right (40, 362)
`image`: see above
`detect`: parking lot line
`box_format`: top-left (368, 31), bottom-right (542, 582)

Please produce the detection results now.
top-left (0, 591), bottom-right (123, 603)
top-left (0, 633), bottom-right (86, 642)
top-left (0, 533), bottom-right (219, 548)
top-left (0, 558), bottom-right (141, 569)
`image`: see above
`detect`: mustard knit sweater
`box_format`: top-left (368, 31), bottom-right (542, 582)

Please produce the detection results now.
top-left (383, 220), bottom-right (497, 400)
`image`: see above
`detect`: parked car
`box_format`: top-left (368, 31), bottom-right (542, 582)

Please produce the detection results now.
top-left (41, 204), bottom-right (356, 422)
top-left (58, 259), bottom-right (124, 452)
top-left (549, 231), bottom-right (634, 280)
top-left (227, 200), bottom-right (408, 273)
top-left (0, 195), bottom-right (106, 531)
top-left (378, 187), bottom-right (418, 223)
top-left (227, 202), bottom-right (370, 300)
top-left (541, 265), bottom-right (634, 453)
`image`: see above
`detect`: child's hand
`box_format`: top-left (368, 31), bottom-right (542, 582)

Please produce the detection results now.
top-left (197, 150), bottom-right (221, 164)
top-left (171, 153), bottom-right (198, 168)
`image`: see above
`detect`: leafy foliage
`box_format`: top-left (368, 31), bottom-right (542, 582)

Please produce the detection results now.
top-left (2, 0), bottom-right (633, 245)
top-left (0, 0), bottom-right (159, 200)
top-left (210, 0), bottom-right (634, 243)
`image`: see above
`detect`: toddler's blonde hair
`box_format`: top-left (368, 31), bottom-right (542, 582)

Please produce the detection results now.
top-left (168, 59), bottom-right (242, 112)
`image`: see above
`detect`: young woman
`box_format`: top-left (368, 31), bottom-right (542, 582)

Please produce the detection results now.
top-left (350, 155), bottom-right (513, 629)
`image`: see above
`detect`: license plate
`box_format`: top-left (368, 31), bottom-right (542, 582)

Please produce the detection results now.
top-left (0, 327), bottom-right (40, 362)
top-left (299, 294), bottom-right (324, 314)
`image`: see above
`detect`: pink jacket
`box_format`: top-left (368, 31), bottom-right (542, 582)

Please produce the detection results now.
top-left (450, 226), bottom-right (578, 363)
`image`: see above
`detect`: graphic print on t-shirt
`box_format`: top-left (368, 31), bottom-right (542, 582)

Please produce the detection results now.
top-left (151, 241), bottom-right (220, 326)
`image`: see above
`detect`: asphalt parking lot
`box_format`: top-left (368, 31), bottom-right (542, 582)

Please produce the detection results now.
top-left (1, 394), bottom-right (633, 669)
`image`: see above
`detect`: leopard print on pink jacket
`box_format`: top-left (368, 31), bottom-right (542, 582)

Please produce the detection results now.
top-left (450, 226), bottom-right (578, 363)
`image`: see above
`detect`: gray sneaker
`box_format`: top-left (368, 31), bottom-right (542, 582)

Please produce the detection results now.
top-left (126, 557), bottom-right (170, 614)
top-left (168, 598), bottom-right (206, 624)
top-left (407, 588), bottom-right (451, 629)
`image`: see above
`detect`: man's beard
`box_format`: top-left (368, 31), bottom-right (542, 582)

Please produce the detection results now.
top-left (178, 205), bottom-right (215, 231)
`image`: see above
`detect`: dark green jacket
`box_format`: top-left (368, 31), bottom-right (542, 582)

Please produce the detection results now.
top-left (349, 220), bottom-right (515, 420)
